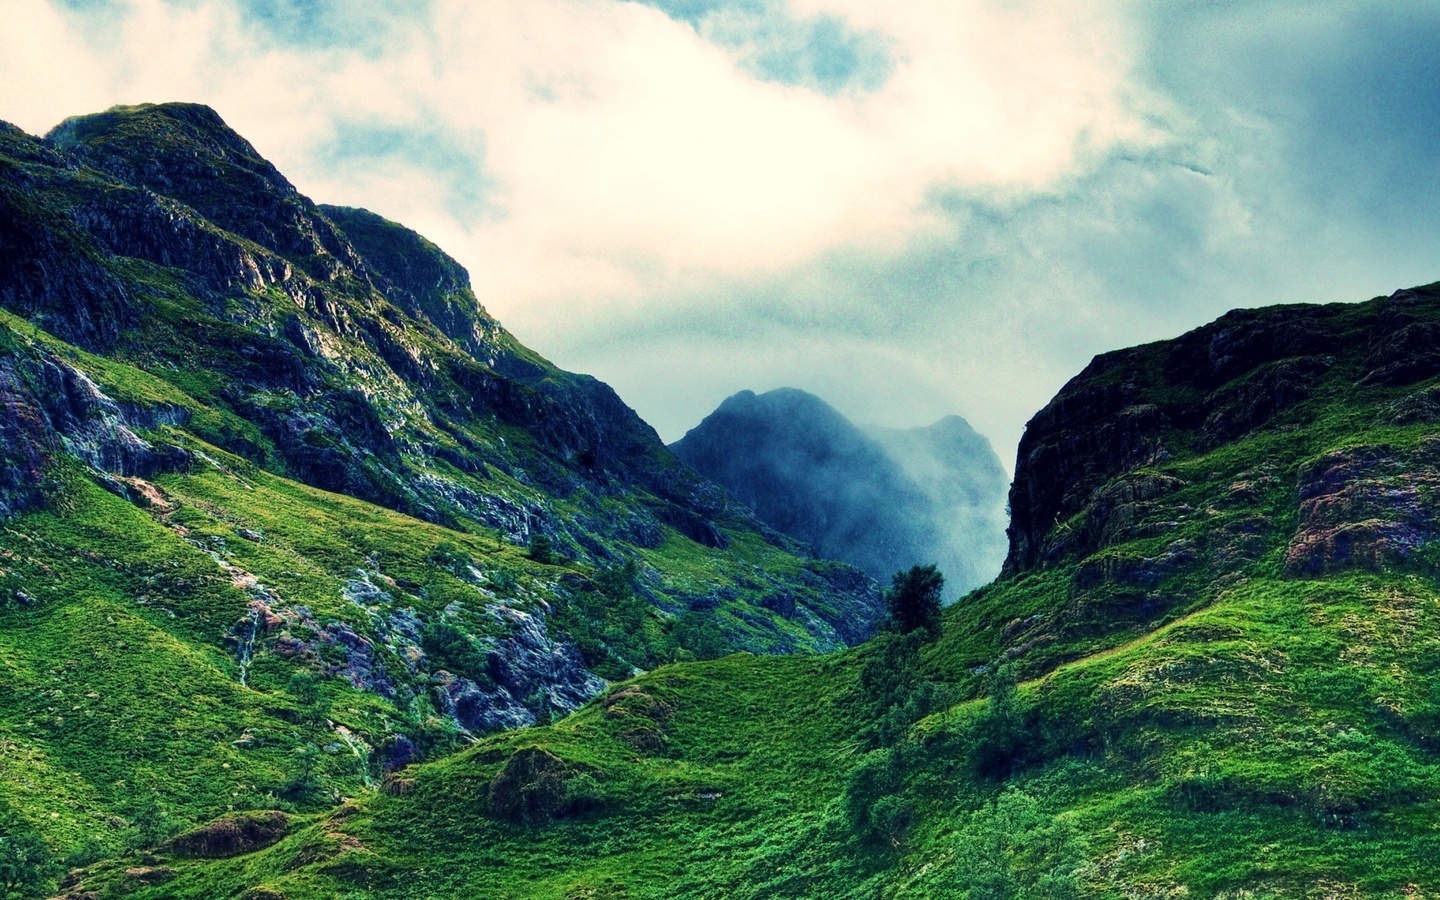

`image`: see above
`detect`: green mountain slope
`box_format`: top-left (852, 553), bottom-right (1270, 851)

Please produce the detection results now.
top-left (0, 102), bottom-right (885, 888)
top-left (107, 285), bottom-right (1440, 899)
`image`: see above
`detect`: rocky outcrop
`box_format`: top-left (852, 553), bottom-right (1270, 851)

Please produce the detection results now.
top-left (165, 811), bottom-right (289, 859)
top-left (1005, 283), bottom-right (1440, 592)
top-left (433, 603), bottom-right (607, 735)
top-left (0, 339), bottom-right (190, 515)
top-left (1003, 291), bottom-right (1440, 575)
top-left (1286, 443), bottom-right (1440, 575)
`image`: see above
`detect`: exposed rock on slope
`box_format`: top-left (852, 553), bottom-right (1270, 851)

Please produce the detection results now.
top-left (0, 101), bottom-right (886, 851)
top-left (0, 101), bottom-right (880, 658)
top-left (671, 388), bottom-right (1008, 596)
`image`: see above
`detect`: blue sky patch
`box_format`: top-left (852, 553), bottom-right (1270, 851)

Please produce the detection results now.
top-left (316, 121), bottom-right (494, 224)
top-left (631, 0), bottom-right (893, 95)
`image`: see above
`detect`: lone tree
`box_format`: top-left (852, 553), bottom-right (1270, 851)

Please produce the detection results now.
top-left (528, 533), bottom-right (555, 564)
top-left (884, 564), bottom-right (944, 635)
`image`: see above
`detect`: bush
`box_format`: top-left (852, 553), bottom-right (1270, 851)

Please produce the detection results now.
top-left (528, 533), bottom-right (555, 564)
top-left (843, 748), bottom-right (911, 848)
top-left (952, 788), bottom-right (1088, 899)
top-left (0, 827), bottom-right (55, 899)
top-left (421, 622), bottom-right (495, 690)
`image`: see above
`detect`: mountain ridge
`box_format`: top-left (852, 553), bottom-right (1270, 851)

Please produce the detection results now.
top-left (0, 100), bottom-right (884, 879)
top-left (670, 387), bottom-right (1008, 596)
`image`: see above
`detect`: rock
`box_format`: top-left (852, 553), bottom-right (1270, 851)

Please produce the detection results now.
top-left (1385, 384), bottom-right (1440, 425)
top-left (1359, 314), bottom-right (1440, 387)
top-left (164, 811), bottom-right (289, 858)
top-left (0, 346), bottom-right (191, 517)
top-left (434, 670), bottom-right (534, 734)
top-left (1285, 445), bottom-right (1440, 575)
top-left (487, 748), bottom-right (587, 825)
top-left (123, 866), bottom-right (174, 886)
top-left (1005, 300), bottom-right (1355, 574)
top-left (1199, 356), bottom-right (1331, 448)
top-left (379, 773), bottom-right (416, 797)
top-left (603, 686), bottom-right (673, 753)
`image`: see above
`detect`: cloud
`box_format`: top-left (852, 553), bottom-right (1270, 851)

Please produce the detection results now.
top-left (32, 0), bottom-right (1434, 471)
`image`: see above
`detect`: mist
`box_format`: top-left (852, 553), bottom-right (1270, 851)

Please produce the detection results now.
top-left (670, 388), bottom-right (1009, 600)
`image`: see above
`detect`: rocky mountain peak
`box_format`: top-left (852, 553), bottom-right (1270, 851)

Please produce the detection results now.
top-left (47, 102), bottom-right (365, 283)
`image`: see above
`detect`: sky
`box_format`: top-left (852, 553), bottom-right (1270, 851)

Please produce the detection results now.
top-left (5, 0), bottom-right (1440, 471)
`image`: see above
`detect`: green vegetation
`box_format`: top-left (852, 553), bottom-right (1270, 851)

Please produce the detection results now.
top-left (884, 563), bottom-right (944, 635)
top-left (7, 100), bottom-right (1440, 898)
top-left (75, 284), bottom-right (1440, 898)
top-left (0, 825), bottom-right (55, 899)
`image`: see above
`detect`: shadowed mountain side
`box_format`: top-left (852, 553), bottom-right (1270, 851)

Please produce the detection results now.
top-left (670, 388), bottom-right (1008, 597)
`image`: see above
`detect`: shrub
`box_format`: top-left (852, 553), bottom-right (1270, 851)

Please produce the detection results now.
top-left (0, 827), bottom-right (55, 900)
top-left (421, 622), bottom-right (495, 690)
top-left (843, 748), bottom-right (911, 848)
top-left (952, 788), bottom-right (1088, 899)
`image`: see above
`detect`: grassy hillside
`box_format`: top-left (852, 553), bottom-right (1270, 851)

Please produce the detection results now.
top-left (77, 285), bottom-right (1440, 899)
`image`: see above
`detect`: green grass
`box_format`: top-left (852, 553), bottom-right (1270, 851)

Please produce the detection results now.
top-left (78, 289), bottom-right (1440, 898)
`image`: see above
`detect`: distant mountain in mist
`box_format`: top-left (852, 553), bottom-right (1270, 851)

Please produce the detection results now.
top-left (670, 388), bottom-right (1009, 597)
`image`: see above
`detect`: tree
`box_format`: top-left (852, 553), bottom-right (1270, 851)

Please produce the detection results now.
top-left (528, 533), bottom-right (554, 564)
top-left (970, 662), bottom-right (1029, 778)
top-left (287, 670), bottom-right (329, 726)
top-left (286, 744), bottom-right (324, 802)
top-left (885, 565), bottom-right (944, 635)
top-left (0, 827), bottom-right (55, 899)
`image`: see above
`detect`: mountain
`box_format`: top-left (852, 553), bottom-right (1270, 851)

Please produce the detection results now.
top-left (0, 101), bottom-right (884, 878)
top-left (670, 388), bottom-right (1008, 596)
top-left (119, 284), bottom-right (1440, 898)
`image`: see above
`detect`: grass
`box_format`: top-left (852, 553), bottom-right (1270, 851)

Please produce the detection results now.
top-left (84, 288), bottom-right (1440, 898)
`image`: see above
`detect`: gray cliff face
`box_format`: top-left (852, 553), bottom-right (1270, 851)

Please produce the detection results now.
top-left (671, 389), bottom-right (1009, 598)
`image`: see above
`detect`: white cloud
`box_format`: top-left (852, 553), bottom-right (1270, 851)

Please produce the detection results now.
top-left (1, 0), bottom-right (1168, 461)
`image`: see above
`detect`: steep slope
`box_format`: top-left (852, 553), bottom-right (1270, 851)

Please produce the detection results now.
top-left (671, 388), bottom-right (1008, 596)
top-left (0, 103), bottom-right (883, 876)
top-left (127, 284), bottom-right (1440, 899)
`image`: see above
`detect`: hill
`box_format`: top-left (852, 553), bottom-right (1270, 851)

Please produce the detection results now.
top-left (99, 283), bottom-right (1440, 898)
top-left (0, 101), bottom-right (884, 883)
top-left (671, 388), bottom-right (1008, 596)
